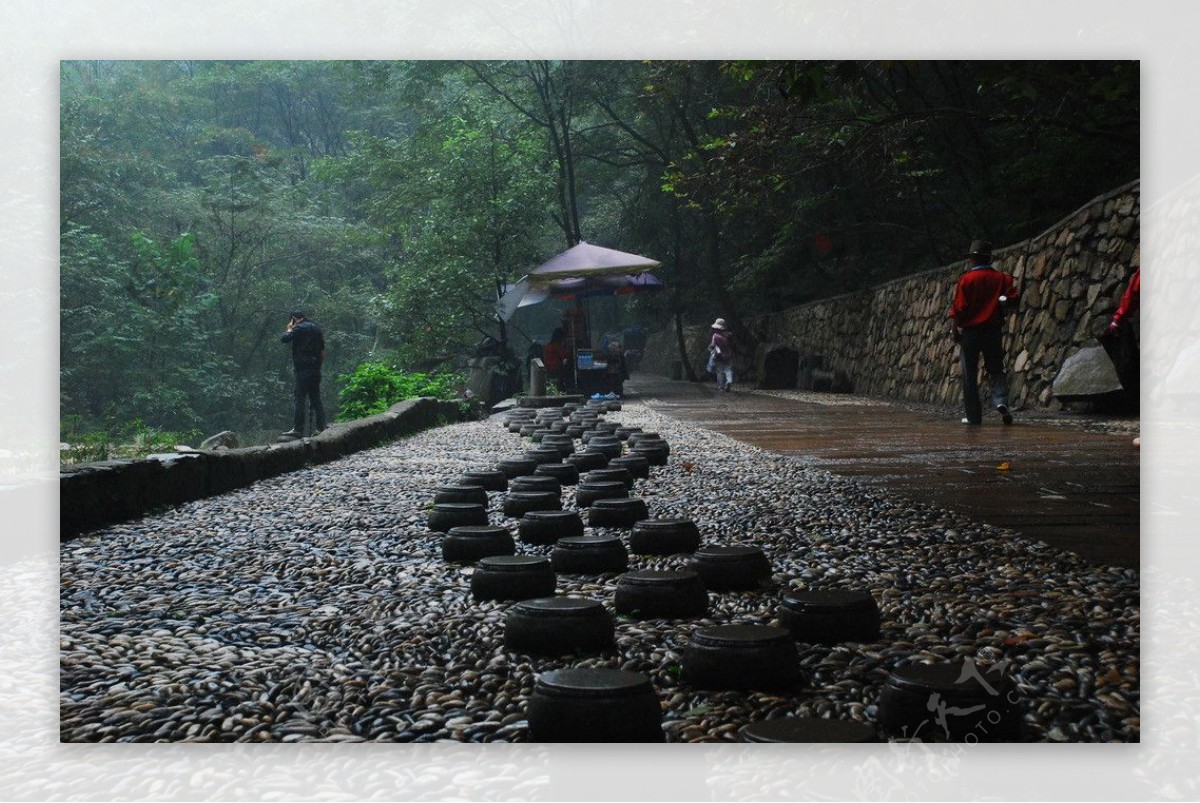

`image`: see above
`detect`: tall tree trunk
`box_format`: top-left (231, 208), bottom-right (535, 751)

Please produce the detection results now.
top-left (673, 310), bottom-right (696, 382)
top-left (667, 203), bottom-right (699, 381)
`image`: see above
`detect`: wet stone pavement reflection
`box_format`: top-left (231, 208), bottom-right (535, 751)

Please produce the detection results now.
top-left (631, 373), bottom-right (1139, 570)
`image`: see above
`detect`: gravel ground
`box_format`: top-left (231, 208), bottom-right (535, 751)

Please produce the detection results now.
top-left (59, 401), bottom-right (1139, 743)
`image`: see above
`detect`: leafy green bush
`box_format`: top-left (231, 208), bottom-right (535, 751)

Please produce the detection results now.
top-left (335, 361), bottom-right (465, 421)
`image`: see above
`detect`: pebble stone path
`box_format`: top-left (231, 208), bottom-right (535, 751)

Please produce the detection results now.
top-left (59, 400), bottom-right (1139, 743)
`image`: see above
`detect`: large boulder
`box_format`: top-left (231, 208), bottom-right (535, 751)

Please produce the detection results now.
top-left (200, 430), bottom-right (238, 450)
top-left (1052, 345), bottom-right (1123, 402)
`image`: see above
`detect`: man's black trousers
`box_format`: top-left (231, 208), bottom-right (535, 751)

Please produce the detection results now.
top-left (292, 369), bottom-right (326, 433)
top-left (958, 325), bottom-right (1009, 424)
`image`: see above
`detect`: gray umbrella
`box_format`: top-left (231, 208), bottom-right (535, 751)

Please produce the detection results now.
top-left (496, 241), bottom-right (661, 322)
top-left (529, 241), bottom-right (660, 280)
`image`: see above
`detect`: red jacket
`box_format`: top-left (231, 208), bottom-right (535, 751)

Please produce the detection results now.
top-left (542, 340), bottom-right (569, 369)
top-left (1112, 269), bottom-right (1140, 326)
top-left (950, 266), bottom-right (1018, 328)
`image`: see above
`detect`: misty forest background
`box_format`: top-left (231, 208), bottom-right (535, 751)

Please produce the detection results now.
top-left (60, 60), bottom-right (1138, 453)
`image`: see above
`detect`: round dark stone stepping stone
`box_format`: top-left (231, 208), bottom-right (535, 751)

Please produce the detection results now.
top-left (681, 624), bottom-right (802, 691)
top-left (470, 555), bottom-right (556, 602)
top-left (510, 475), bottom-right (561, 494)
top-left (587, 497), bottom-right (649, 529)
top-left (586, 438), bottom-right (623, 460)
top-left (523, 447), bottom-right (565, 465)
top-left (614, 426), bottom-right (642, 441)
top-left (551, 535), bottom-right (629, 574)
top-left (614, 569), bottom-right (708, 619)
top-left (566, 450), bottom-right (609, 471)
top-left (631, 435), bottom-right (669, 453)
top-left (689, 545), bottom-right (773, 591)
top-left (527, 668), bottom-right (664, 743)
top-left (629, 518), bottom-right (702, 555)
top-left (583, 467), bottom-right (634, 488)
top-left (539, 435), bottom-right (575, 456)
top-left (442, 525), bottom-right (515, 562)
top-left (502, 490), bottom-right (561, 518)
top-left (607, 455), bottom-right (650, 479)
top-left (504, 596), bottom-right (614, 655)
top-left (630, 441), bottom-right (669, 466)
top-left (575, 480), bottom-right (628, 509)
top-left (626, 431), bottom-right (659, 445)
top-left (778, 589), bottom-right (881, 645)
top-left (496, 457), bottom-right (538, 479)
top-left (740, 718), bottom-right (878, 743)
top-left (427, 502), bottom-right (488, 533)
top-left (519, 509), bottom-right (585, 545)
top-left (535, 462), bottom-right (580, 486)
top-left (458, 470), bottom-right (508, 492)
top-left (877, 661), bottom-right (1023, 742)
top-left (433, 483), bottom-right (488, 506)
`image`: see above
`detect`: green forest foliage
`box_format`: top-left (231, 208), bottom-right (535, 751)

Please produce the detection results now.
top-left (60, 59), bottom-right (1138, 442)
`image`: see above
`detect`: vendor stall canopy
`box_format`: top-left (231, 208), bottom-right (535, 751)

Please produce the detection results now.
top-left (496, 242), bottom-right (661, 321)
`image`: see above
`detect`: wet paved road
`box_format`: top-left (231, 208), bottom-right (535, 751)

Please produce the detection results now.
top-left (626, 373), bottom-right (1140, 569)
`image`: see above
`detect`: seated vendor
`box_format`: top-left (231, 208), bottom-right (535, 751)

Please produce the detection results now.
top-left (542, 328), bottom-right (571, 392)
top-left (603, 340), bottom-right (628, 395)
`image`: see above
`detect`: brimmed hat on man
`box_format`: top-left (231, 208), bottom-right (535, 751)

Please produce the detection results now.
top-left (711, 317), bottom-right (729, 330)
top-left (965, 240), bottom-right (993, 260)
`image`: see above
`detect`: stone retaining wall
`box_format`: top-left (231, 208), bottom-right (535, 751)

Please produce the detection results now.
top-left (60, 397), bottom-right (467, 540)
top-left (644, 181), bottom-right (1140, 410)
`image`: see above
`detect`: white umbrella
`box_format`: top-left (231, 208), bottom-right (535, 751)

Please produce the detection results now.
top-left (495, 242), bottom-right (661, 322)
top-left (529, 241), bottom-right (660, 281)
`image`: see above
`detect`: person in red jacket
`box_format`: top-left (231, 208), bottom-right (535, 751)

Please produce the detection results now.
top-left (1108, 268), bottom-right (1140, 334)
top-left (1101, 257), bottom-right (1140, 414)
top-left (949, 240), bottom-right (1019, 426)
top-left (541, 328), bottom-right (571, 392)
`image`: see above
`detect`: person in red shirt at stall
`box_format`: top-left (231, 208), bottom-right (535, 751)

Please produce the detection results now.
top-left (949, 240), bottom-right (1020, 426)
top-left (541, 327), bottom-right (571, 392)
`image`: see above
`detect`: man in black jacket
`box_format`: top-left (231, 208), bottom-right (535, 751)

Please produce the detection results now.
top-left (280, 310), bottom-right (326, 437)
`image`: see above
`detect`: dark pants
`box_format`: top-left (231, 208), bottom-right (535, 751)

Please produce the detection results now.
top-left (1101, 323), bottom-right (1140, 410)
top-left (959, 325), bottom-right (1009, 424)
top-left (293, 369), bottom-right (326, 433)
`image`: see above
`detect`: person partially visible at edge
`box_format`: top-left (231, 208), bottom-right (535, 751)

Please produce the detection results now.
top-left (709, 317), bottom-right (734, 393)
top-left (949, 240), bottom-right (1019, 426)
top-left (541, 327), bottom-right (571, 392)
top-left (1108, 265), bottom-right (1140, 335)
top-left (1103, 252), bottom-right (1140, 445)
top-left (280, 309), bottom-right (326, 437)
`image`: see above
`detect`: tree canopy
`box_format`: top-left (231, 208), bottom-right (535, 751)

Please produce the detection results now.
top-left (60, 59), bottom-right (1138, 439)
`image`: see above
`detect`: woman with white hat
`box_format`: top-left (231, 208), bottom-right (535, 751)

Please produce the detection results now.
top-left (709, 317), bottom-right (734, 392)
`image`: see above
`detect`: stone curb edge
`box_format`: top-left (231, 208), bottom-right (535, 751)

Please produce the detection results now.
top-left (59, 397), bottom-right (465, 541)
